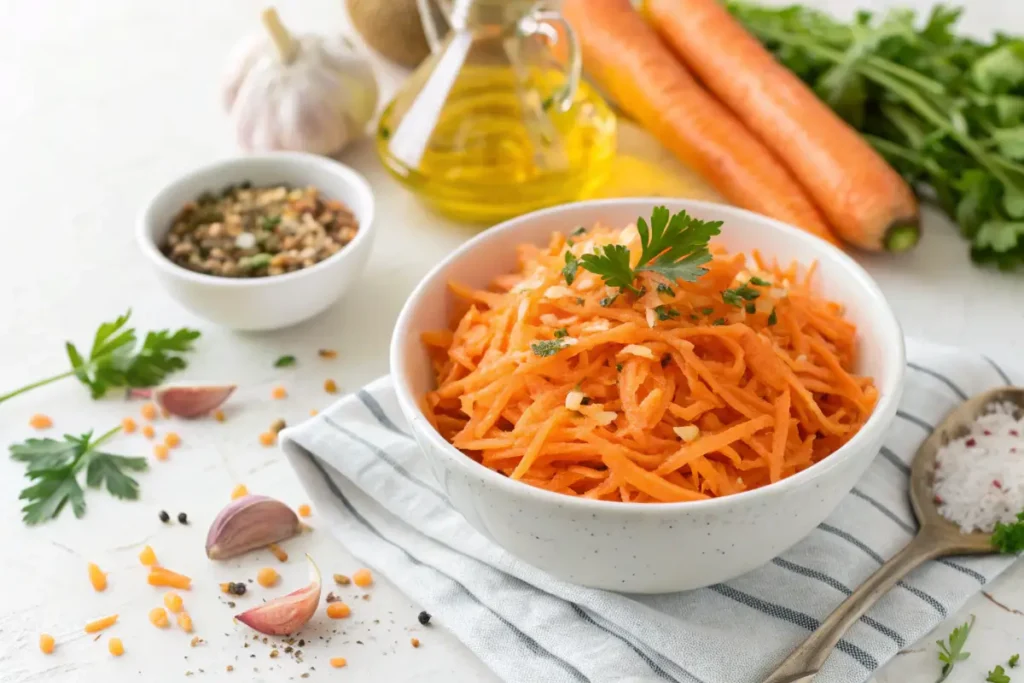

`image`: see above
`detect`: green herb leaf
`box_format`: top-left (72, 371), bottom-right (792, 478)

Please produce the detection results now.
top-left (562, 251), bottom-right (579, 286)
top-left (712, 318), bottom-right (726, 326)
top-left (700, 307), bottom-right (715, 315)
top-left (554, 328), bottom-right (568, 339)
top-left (580, 244), bottom-right (636, 292)
top-left (768, 308), bottom-right (778, 326)
top-left (936, 615), bottom-right (974, 682)
top-left (992, 511), bottom-right (1024, 553)
top-left (1010, 654), bottom-right (1020, 668)
top-left (531, 339), bottom-right (569, 358)
top-left (274, 355), bottom-right (297, 368)
top-left (987, 664), bottom-right (1011, 683)
top-left (571, 227), bottom-right (587, 237)
top-left (722, 284), bottom-right (761, 307)
top-left (657, 283), bottom-right (675, 296)
top-left (745, 302), bottom-right (757, 314)
top-left (85, 453), bottom-right (148, 499)
top-left (655, 305), bottom-right (680, 321)
top-left (749, 276), bottom-right (772, 286)
top-left (261, 215), bottom-right (282, 230)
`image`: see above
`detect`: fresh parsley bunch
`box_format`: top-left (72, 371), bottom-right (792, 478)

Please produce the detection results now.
top-left (0, 310), bottom-right (200, 404)
top-left (11, 427), bottom-right (146, 524)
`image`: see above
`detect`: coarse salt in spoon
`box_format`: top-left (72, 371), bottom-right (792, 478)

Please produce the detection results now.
top-left (762, 387), bottom-right (1024, 683)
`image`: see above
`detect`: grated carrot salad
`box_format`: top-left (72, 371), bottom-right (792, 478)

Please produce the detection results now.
top-left (421, 223), bottom-right (877, 503)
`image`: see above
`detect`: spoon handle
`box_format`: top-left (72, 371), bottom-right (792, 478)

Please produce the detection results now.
top-left (763, 530), bottom-right (948, 683)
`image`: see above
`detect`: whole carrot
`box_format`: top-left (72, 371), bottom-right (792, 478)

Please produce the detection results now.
top-left (562, 0), bottom-right (838, 246)
top-left (645, 0), bottom-right (919, 252)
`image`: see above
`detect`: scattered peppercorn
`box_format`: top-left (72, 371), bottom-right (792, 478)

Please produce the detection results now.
top-left (418, 611), bottom-right (431, 625)
top-left (177, 512), bottom-right (188, 524)
top-left (228, 582), bottom-right (247, 596)
top-left (159, 510), bottom-right (170, 523)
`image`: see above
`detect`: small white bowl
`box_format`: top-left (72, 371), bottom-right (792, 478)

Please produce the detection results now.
top-left (391, 198), bottom-right (905, 593)
top-left (137, 152), bottom-right (375, 331)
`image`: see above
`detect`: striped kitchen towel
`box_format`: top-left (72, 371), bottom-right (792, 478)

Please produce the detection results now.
top-left (280, 339), bottom-right (1020, 683)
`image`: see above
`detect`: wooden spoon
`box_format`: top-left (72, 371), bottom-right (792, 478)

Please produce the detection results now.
top-left (763, 387), bottom-right (1023, 683)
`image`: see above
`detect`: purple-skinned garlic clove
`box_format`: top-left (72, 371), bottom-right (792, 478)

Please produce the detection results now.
top-left (206, 495), bottom-right (300, 560)
top-left (236, 555), bottom-right (321, 635)
top-left (128, 383), bottom-right (235, 418)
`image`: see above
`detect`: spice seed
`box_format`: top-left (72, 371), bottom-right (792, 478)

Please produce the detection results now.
top-left (333, 574), bottom-right (350, 586)
top-left (177, 512), bottom-right (188, 524)
top-left (159, 510), bottom-right (170, 523)
top-left (418, 610), bottom-right (431, 625)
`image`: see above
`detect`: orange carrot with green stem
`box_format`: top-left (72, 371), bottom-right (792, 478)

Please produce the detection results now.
top-left (562, 0), bottom-right (839, 247)
top-left (645, 0), bottom-right (919, 252)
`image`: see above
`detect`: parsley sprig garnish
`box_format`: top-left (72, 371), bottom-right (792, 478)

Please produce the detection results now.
top-left (987, 664), bottom-right (1011, 683)
top-left (579, 207), bottom-right (721, 294)
top-left (11, 426), bottom-right (147, 524)
top-left (0, 311), bottom-right (200, 404)
top-left (992, 511), bottom-right (1024, 553)
top-left (937, 615), bottom-right (974, 682)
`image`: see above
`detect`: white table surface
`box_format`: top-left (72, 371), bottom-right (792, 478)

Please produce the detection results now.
top-left (3, 1), bottom-right (1024, 681)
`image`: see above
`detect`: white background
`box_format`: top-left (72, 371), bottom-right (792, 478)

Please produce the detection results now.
top-left (1, 0), bottom-right (1024, 681)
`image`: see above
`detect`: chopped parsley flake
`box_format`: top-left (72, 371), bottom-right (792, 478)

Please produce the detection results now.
top-left (554, 328), bottom-right (568, 339)
top-left (722, 284), bottom-right (761, 307)
top-left (767, 308), bottom-right (778, 326)
top-left (749, 276), bottom-right (772, 286)
top-left (531, 339), bottom-right (568, 357)
top-left (657, 283), bottom-right (675, 296)
top-left (745, 302), bottom-right (757, 314)
top-left (562, 252), bottom-right (579, 285)
top-left (655, 305), bottom-right (680, 321)
top-left (712, 318), bottom-right (726, 326)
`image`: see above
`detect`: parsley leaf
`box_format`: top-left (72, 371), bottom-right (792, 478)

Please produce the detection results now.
top-left (11, 427), bottom-right (143, 525)
top-left (562, 251), bottom-right (579, 285)
top-left (700, 307), bottom-right (715, 315)
top-left (655, 305), bottom-right (680, 321)
top-left (579, 207), bottom-right (721, 294)
top-left (992, 511), bottom-right (1024, 553)
top-left (745, 302), bottom-right (757, 314)
top-left (722, 284), bottom-right (761, 307)
top-left (1011, 654), bottom-right (1020, 668)
top-left (712, 318), bottom-right (726, 326)
top-left (274, 355), bottom-right (297, 368)
top-left (657, 283), bottom-right (675, 296)
top-left (571, 226), bottom-right (587, 237)
top-left (749, 276), bottom-right (772, 286)
top-left (0, 311), bottom-right (200, 404)
top-left (531, 339), bottom-right (569, 357)
top-left (768, 308), bottom-right (778, 326)
top-left (936, 615), bottom-right (974, 682)
top-left (987, 665), bottom-right (1011, 683)
top-left (554, 328), bottom-right (568, 338)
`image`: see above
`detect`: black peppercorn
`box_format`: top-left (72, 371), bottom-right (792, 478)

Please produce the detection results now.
top-left (177, 512), bottom-right (188, 524)
top-left (159, 510), bottom-right (170, 523)
top-left (229, 582), bottom-right (247, 596)
top-left (417, 611), bottom-right (431, 625)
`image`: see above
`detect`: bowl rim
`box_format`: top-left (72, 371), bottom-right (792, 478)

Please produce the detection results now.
top-left (390, 197), bottom-right (906, 514)
top-left (135, 151), bottom-right (376, 288)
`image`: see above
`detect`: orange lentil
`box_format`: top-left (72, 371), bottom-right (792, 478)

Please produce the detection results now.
top-left (177, 612), bottom-right (193, 633)
top-left (88, 562), bottom-right (107, 592)
top-left (149, 607), bottom-right (169, 628)
top-left (141, 403), bottom-right (158, 421)
top-left (39, 633), bottom-right (55, 654)
top-left (297, 504), bottom-right (312, 518)
top-left (319, 349), bottom-right (338, 359)
top-left (231, 484), bottom-right (248, 500)
top-left (138, 545), bottom-right (158, 567)
top-left (121, 417), bottom-right (137, 434)
top-left (258, 431), bottom-right (276, 447)
top-left (142, 424), bottom-right (156, 439)
top-left (326, 602), bottom-right (351, 619)
top-left (153, 444), bottom-right (169, 461)
top-left (257, 567), bottom-right (279, 587)
top-left (323, 379), bottom-right (338, 394)
top-left (163, 592), bottom-right (183, 613)
top-left (108, 637), bottom-right (124, 656)
top-left (271, 386), bottom-right (287, 400)
top-left (267, 543), bottom-right (288, 562)
top-left (309, 409), bottom-right (319, 416)
top-left (148, 567), bottom-right (192, 590)
top-left (164, 432), bottom-right (181, 448)
top-left (213, 409), bottom-right (226, 422)
top-left (220, 582), bottom-right (232, 594)
top-left (411, 638), bottom-right (420, 648)
top-left (29, 414), bottom-right (52, 430)
top-left (352, 569), bottom-right (373, 588)
top-left (84, 614), bottom-right (119, 634)
top-left (330, 657), bottom-right (347, 668)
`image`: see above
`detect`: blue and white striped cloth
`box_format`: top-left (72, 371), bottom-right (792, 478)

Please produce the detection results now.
top-left (281, 339), bottom-right (1020, 683)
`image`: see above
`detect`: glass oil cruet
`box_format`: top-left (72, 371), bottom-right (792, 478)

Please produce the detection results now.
top-left (375, 0), bottom-right (617, 222)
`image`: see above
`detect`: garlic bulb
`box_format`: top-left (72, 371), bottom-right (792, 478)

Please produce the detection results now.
top-left (224, 7), bottom-right (379, 156)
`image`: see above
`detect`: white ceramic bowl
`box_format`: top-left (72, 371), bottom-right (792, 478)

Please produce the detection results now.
top-left (137, 152), bottom-right (375, 331)
top-left (391, 198), bottom-right (905, 593)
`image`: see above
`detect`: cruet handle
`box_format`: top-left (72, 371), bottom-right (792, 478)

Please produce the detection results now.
top-left (517, 8), bottom-right (581, 113)
top-left (416, 0), bottom-right (453, 54)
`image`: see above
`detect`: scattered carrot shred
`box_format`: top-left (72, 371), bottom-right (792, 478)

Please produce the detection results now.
top-left (257, 567), bottom-right (279, 587)
top-left (326, 602), bottom-right (352, 619)
top-left (330, 657), bottom-right (347, 668)
top-left (259, 432), bottom-right (276, 447)
top-left (141, 403), bottom-right (158, 421)
top-left (84, 614), bottom-right (119, 633)
top-left (271, 386), bottom-right (287, 400)
top-left (163, 592), bottom-right (183, 613)
top-left (319, 349), bottom-right (338, 359)
top-left (149, 607), bottom-right (169, 628)
top-left (176, 612), bottom-right (193, 633)
top-left (267, 543), bottom-right (288, 562)
top-left (139, 545), bottom-right (158, 567)
top-left (231, 484), bottom-right (249, 500)
top-left (142, 424), bottom-right (156, 439)
top-left (213, 409), bottom-right (226, 422)
top-left (39, 633), bottom-right (55, 654)
top-left (352, 569), bottom-right (373, 588)
top-left (29, 414), bottom-right (52, 430)
top-left (164, 432), bottom-right (181, 448)
top-left (108, 637), bottom-right (124, 656)
top-left (148, 567), bottom-right (192, 590)
top-left (121, 417), bottom-right (137, 434)
top-left (324, 379), bottom-right (338, 394)
top-left (297, 504), bottom-right (312, 518)
top-left (421, 224), bottom-right (877, 502)
top-left (154, 444), bottom-right (169, 461)
top-left (88, 562), bottom-right (107, 592)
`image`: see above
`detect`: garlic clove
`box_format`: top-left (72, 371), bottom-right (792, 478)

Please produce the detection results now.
top-left (236, 555), bottom-right (321, 635)
top-left (129, 383), bottom-right (236, 418)
top-left (206, 495), bottom-right (300, 560)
